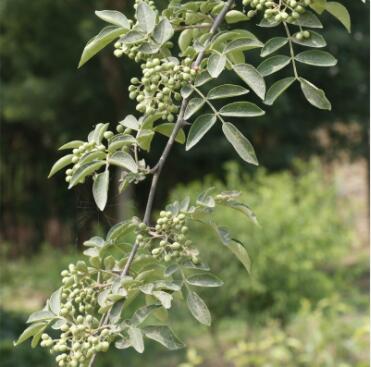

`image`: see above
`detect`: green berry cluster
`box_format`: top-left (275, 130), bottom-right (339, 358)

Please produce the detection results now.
top-left (39, 261), bottom-right (113, 367)
top-left (128, 57), bottom-right (196, 120)
top-left (136, 210), bottom-right (200, 264)
top-left (295, 30), bottom-right (311, 40)
top-left (113, 39), bottom-right (173, 63)
top-left (65, 140), bottom-right (110, 184)
top-left (242, 0), bottom-right (312, 23)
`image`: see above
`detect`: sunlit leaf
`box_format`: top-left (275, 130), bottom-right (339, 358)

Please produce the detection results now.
top-left (186, 114), bottom-right (217, 151)
top-left (92, 170), bottom-right (109, 211)
top-left (184, 288), bottom-right (211, 326)
top-left (222, 123), bottom-right (258, 165)
top-left (299, 78), bottom-right (331, 110)
top-left (264, 77), bottom-right (296, 105)
top-left (233, 64), bottom-right (266, 100)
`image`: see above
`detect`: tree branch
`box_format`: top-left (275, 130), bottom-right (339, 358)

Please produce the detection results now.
top-left (121, 0), bottom-right (235, 277)
top-left (88, 1), bottom-right (235, 365)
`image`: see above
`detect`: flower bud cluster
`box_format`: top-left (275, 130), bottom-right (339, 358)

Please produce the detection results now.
top-left (128, 57), bottom-right (196, 120)
top-left (113, 39), bottom-right (174, 63)
top-left (65, 141), bottom-right (107, 184)
top-left (39, 261), bottom-right (113, 366)
top-left (137, 211), bottom-right (200, 264)
top-left (242, 0), bottom-right (312, 24)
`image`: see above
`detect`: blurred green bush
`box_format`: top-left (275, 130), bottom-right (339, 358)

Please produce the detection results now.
top-left (225, 297), bottom-right (369, 367)
top-left (170, 160), bottom-right (355, 320)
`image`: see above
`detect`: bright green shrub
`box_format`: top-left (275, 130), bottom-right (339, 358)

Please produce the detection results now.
top-left (170, 160), bottom-right (354, 320)
top-left (225, 297), bottom-right (369, 367)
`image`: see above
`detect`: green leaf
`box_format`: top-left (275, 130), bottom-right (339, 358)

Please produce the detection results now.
top-left (181, 86), bottom-right (193, 99)
top-left (108, 151), bottom-right (138, 173)
top-left (153, 18), bottom-right (174, 45)
top-left (194, 71), bottom-right (212, 87)
top-left (222, 122), bottom-right (258, 166)
top-left (49, 288), bottom-right (62, 315)
top-left (137, 129), bottom-right (155, 151)
top-left (137, 2), bottom-right (156, 34)
top-left (95, 10), bottom-right (130, 28)
top-left (264, 77), bottom-right (296, 105)
top-left (260, 37), bottom-right (288, 57)
top-left (310, 0), bottom-right (327, 14)
top-left (225, 10), bottom-right (248, 24)
top-left (207, 84), bottom-right (249, 100)
top-left (185, 288), bottom-right (211, 326)
top-left (212, 225), bottom-right (232, 246)
top-left (131, 304), bottom-right (161, 326)
top-left (211, 30), bottom-right (259, 51)
top-left (69, 161), bottom-right (105, 189)
top-left (257, 55), bottom-right (290, 76)
top-left (143, 326), bottom-right (184, 350)
top-left (326, 1), bottom-right (351, 32)
top-left (295, 50), bottom-right (337, 67)
top-left (84, 236), bottom-right (105, 247)
top-left (128, 327), bottom-right (145, 353)
top-left (79, 151), bottom-right (106, 166)
top-left (233, 64), bottom-right (266, 100)
top-left (93, 170), bottom-right (109, 211)
top-left (207, 53), bottom-right (226, 78)
top-left (220, 102), bottom-right (265, 118)
top-left (106, 219), bottom-right (136, 241)
top-left (224, 38), bottom-right (263, 54)
top-left (186, 274), bottom-right (223, 288)
top-left (78, 26), bottom-right (127, 68)
top-left (288, 11), bottom-right (323, 28)
top-left (226, 50), bottom-right (245, 66)
top-left (119, 115), bottom-right (140, 130)
top-left (120, 30), bottom-right (146, 44)
top-left (197, 187), bottom-right (215, 208)
top-left (58, 140), bottom-right (84, 150)
top-left (14, 323), bottom-right (46, 346)
top-left (152, 291), bottom-right (172, 309)
top-left (299, 78), bottom-right (331, 110)
top-left (154, 123), bottom-right (185, 144)
top-left (115, 336), bottom-right (131, 350)
top-left (48, 154), bottom-right (73, 178)
top-left (184, 98), bottom-right (205, 120)
top-left (227, 239), bottom-right (252, 274)
top-left (222, 200), bottom-right (259, 225)
top-left (292, 31), bottom-right (327, 48)
top-left (26, 310), bottom-right (55, 323)
top-left (31, 329), bottom-right (45, 349)
top-left (91, 123), bottom-right (109, 145)
top-left (186, 114), bottom-right (217, 151)
top-left (109, 299), bottom-right (125, 323)
top-left (178, 29), bottom-right (193, 53)
top-left (108, 135), bottom-right (137, 153)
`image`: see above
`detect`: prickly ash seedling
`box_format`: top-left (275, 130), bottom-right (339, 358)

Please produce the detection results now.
top-left (15, 0), bottom-right (353, 366)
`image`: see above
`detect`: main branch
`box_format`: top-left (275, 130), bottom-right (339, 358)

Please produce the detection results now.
top-left (88, 1), bottom-right (234, 365)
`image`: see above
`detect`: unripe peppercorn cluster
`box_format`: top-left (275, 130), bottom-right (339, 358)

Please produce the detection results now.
top-left (113, 39), bottom-right (174, 63)
top-left (136, 211), bottom-right (200, 264)
top-left (39, 261), bottom-right (113, 367)
top-left (242, 0), bottom-right (312, 23)
top-left (64, 134), bottom-right (115, 184)
top-left (128, 57), bottom-right (197, 121)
